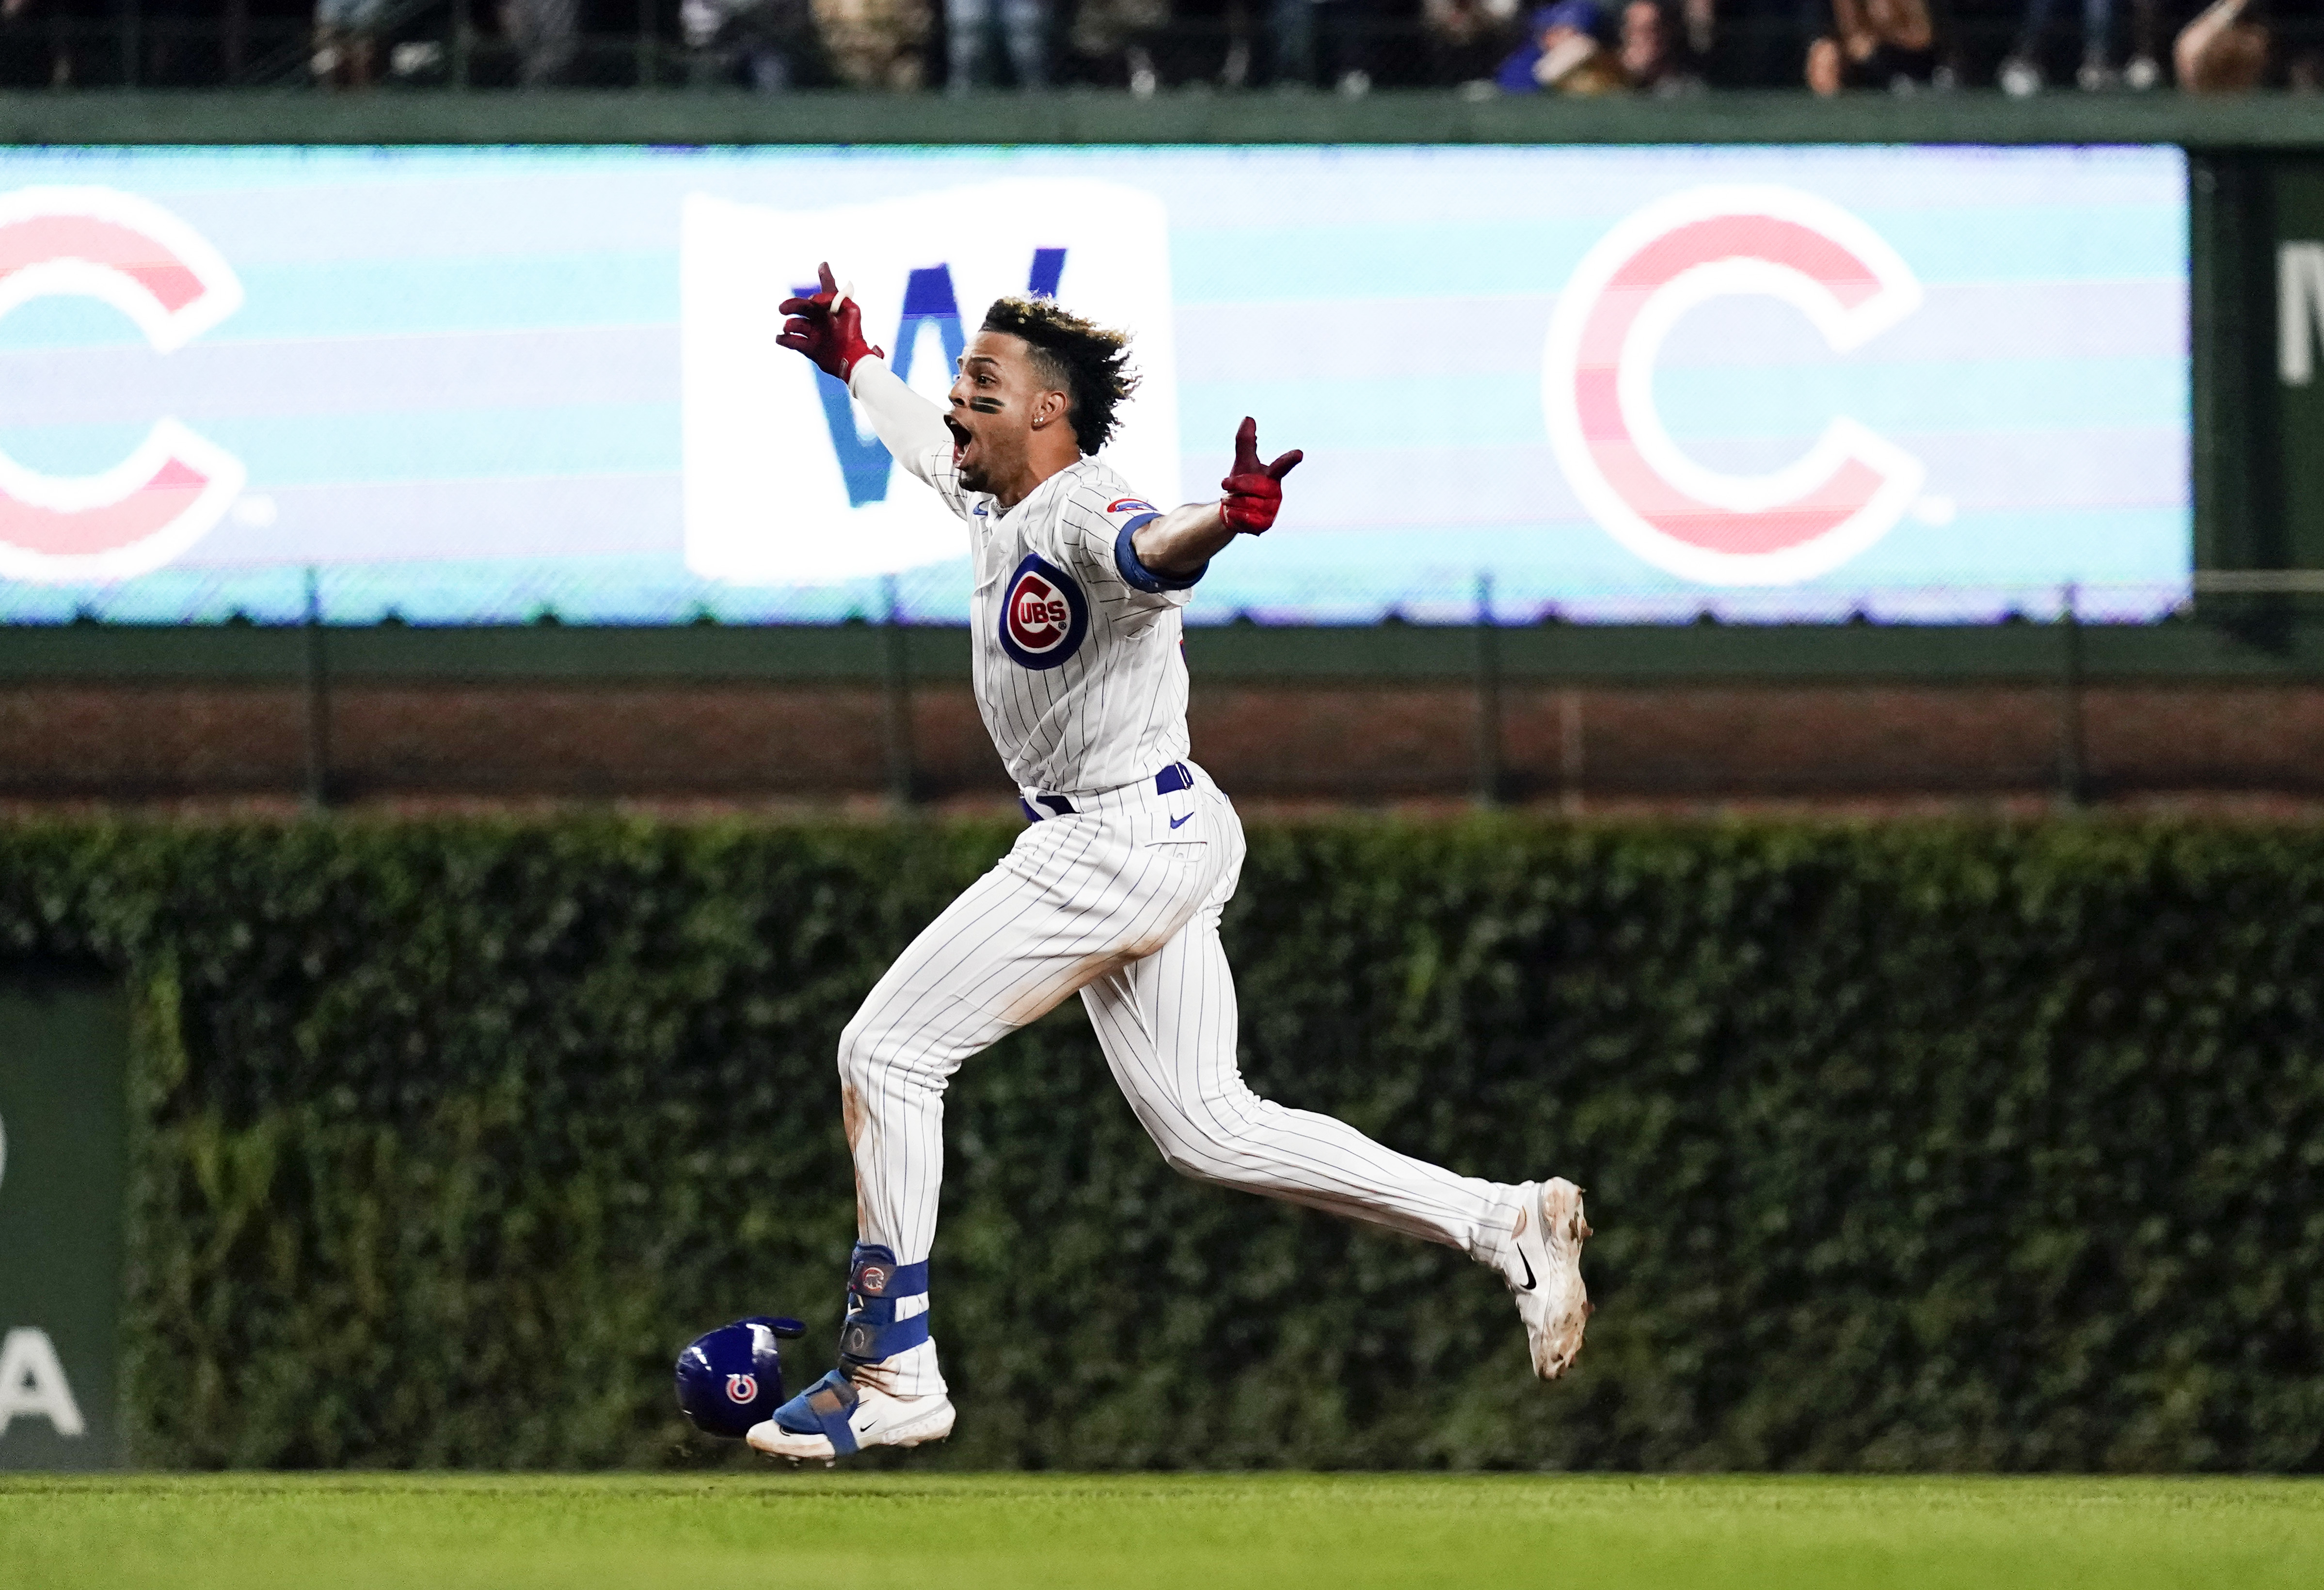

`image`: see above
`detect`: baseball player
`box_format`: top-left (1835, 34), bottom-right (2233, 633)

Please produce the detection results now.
top-left (751, 264), bottom-right (1591, 1462)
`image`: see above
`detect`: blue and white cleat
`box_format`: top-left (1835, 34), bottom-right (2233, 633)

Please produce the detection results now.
top-left (1506, 1177), bottom-right (1592, 1380)
top-left (747, 1370), bottom-right (956, 1462)
top-left (748, 1242), bottom-right (956, 1462)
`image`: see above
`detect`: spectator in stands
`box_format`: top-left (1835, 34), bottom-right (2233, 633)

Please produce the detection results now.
top-left (1679, 0), bottom-right (1711, 58)
top-left (2171, 0), bottom-right (2269, 86)
top-left (808, 0), bottom-right (928, 87)
top-left (504, 0), bottom-right (580, 83)
top-left (1314, 0), bottom-right (1387, 90)
top-left (1423, 0), bottom-right (1524, 86)
top-left (1279, 0), bottom-right (1319, 82)
top-left (1235, 0), bottom-right (1383, 91)
top-left (4, 0), bottom-right (109, 88)
top-left (1996, 0), bottom-right (2163, 93)
top-left (313, 0), bottom-right (384, 86)
top-left (947, 0), bottom-right (1046, 86)
top-left (681, 0), bottom-right (823, 86)
top-left (0, 0), bottom-right (42, 88)
top-left (141, 0), bottom-right (208, 83)
top-left (1804, 0), bottom-right (1936, 90)
top-left (1233, 0), bottom-right (1308, 85)
top-left (1619, 0), bottom-right (1705, 89)
top-left (1071, 0), bottom-right (1170, 91)
top-left (1496, 0), bottom-right (1629, 90)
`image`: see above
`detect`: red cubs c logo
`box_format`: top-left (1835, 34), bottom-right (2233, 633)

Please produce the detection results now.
top-left (1010, 578), bottom-right (1068, 648)
top-left (1544, 186), bottom-right (1929, 587)
top-left (725, 1373), bottom-right (758, 1403)
top-left (0, 186), bottom-right (248, 584)
top-left (998, 553), bottom-right (1088, 670)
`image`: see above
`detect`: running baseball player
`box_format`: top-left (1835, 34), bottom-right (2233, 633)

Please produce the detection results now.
top-left (751, 264), bottom-right (1591, 1462)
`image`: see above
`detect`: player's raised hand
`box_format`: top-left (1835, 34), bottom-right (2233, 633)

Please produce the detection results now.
top-left (1219, 416), bottom-right (1303, 534)
top-left (777, 262), bottom-right (885, 382)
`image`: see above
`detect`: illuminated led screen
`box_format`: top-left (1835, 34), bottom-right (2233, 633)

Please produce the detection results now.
top-left (0, 143), bottom-right (2187, 624)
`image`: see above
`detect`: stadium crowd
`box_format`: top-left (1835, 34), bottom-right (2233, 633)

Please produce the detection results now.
top-left (0, 0), bottom-right (2313, 92)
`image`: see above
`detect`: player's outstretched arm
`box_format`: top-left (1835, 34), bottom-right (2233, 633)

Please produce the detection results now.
top-left (778, 262), bottom-right (953, 485)
top-left (1131, 417), bottom-right (1303, 578)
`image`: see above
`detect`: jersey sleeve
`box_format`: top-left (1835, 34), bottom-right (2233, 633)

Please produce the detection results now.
top-left (846, 357), bottom-right (976, 522)
top-left (1046, 475), bottom-right (1203, 623)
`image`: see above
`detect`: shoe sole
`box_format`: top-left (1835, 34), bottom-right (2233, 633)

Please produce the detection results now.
top-left (1531, 1177), bottom-right (1592, 1381)
top-left (748, 1396), bottom-right (957, 1462)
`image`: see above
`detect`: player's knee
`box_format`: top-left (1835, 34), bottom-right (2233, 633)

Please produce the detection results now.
top-left (836, 1009), bottom-right (889, 1094)
top-left (1149, 1112), bottom-right (1254, 1184)
top-left (1156, 1139), bottom-right (1225, 1183)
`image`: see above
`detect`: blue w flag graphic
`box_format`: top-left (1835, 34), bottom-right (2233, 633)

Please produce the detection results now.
top-left (803, 249), bottom-right (1067, 508)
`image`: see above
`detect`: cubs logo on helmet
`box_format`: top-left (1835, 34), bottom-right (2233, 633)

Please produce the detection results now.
top-left (998, 552), bottom-right (1090, 671)
top-left (673, 1315), bottom-right (804, 1440)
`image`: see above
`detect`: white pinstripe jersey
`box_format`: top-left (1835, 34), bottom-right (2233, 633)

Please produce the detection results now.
top-left (894, 444), bottom-right (1197, 796)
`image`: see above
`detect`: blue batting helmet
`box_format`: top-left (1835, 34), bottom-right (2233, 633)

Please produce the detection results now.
top-left (675, 1316), bottom-right (807, 1438)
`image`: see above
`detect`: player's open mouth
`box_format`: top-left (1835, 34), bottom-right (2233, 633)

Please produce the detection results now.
top-left (944, 413), bottom-right (971, 467)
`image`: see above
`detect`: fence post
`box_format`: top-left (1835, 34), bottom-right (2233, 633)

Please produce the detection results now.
top-left (302, 567), bottom-right (332, 811)
top-left (1473, 572), bottom-right (1502, 807)
top-left (1559, 686), bottom-right (1584, 818)
top-left (2056, 581), bottom-right (2085, 809)
top-left (881, 573), bottom-right (916, 809)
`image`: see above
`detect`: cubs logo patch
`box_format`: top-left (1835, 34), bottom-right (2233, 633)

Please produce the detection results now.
top-left (998, 552), bottom-right (1090, 671)
top-left (725, 1373), bottom-right (758, 1404)
top-left (1106, 497), bottom-right (1158, 516)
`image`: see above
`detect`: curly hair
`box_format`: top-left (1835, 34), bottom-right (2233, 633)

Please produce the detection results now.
top-left (980, 294), bottom-right (1141, 457)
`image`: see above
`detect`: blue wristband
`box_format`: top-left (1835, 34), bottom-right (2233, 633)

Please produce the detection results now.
top-left (1114, 518), bottom-right (1206, 594)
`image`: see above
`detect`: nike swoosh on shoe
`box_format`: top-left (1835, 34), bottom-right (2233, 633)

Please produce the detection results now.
top-left (1503, 1179), bottom-right (1590, 1381)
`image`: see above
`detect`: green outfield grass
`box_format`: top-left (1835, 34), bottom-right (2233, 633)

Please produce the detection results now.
top-left (4, 1474), bottom-right (2318, 1590)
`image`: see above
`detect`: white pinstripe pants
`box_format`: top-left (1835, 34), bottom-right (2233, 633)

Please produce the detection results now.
top-left (837, 763), bottom-right (1522, 1395)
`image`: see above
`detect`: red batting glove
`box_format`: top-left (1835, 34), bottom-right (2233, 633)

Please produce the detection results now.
top-left (776, 261), bottom-right (885, 383)
top-left (1219, 416), bottom-right (1303, 534)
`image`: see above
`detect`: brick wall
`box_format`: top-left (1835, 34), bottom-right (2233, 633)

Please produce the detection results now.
top-left (11, 676), bottom-right (2324, 812)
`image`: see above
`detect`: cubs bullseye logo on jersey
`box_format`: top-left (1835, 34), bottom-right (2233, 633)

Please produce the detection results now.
top-left (998, 553), bottom-right (1090, 670)
top-left (1543, 185), bottom-right (1930, 588)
